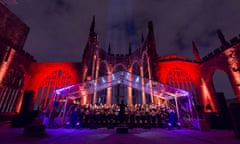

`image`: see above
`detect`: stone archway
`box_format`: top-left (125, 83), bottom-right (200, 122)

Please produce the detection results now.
top-left (112, 64), bottom-right (128, 104)
top-left (166, 67), bottom-right (199, 107)
top-left (201, 46), bottom-right (240, 112)
top-left (33, 70), bottom-right (75, 112)
top-left (0, 67), bottom-right (24, 113)
top-left (213, 70), bottom-right (235, 99)
top-left (132, 62), bottom-right (141, 104)
top-left (212, 70), bottom-right (235, 108)
top-left (96, 61), bottom-right (109, 104)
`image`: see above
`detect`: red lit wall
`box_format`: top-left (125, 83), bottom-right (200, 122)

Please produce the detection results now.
top-left (154, 60), bottom-right (210, 109)
top-left (155, 60), bottom-right (201, 85)
top-left (26, 62), bottom-right (82, 110)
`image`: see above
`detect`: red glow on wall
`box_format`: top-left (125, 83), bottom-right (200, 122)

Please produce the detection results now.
top-left (155, 60), bottom-right (202, 103)
top-left (26, 62), bottom-right (82, 111)
top-left (156, 60), bottom-right (200, 85)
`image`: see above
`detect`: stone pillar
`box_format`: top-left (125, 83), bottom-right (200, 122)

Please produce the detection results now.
top-left (106, 72), bottom-right (112, 106)
top-left (227, 69), bottom-right (240, 103)
top-left (93, 92), bottom-right (96, 105)
top-left (153, 95), bottom-right (159, 105)
top-left (147, 57), bottom-right (154, 104)
top-left (82, 95), bottom-right (87, 105)
top-left (127, 71), bottom-right (132, 106)
top-left (200, 78), bottom-right (217, 112)
top-left (224, 48), bottom-right (240, 102)
top-left (140, 66), bottom-right (146, 104)
top-left (128, 87), bottom-right (132, 106)
top-left (93, 58), bottom-right (99, 105)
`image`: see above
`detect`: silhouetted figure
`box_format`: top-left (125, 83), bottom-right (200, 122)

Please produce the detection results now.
top-left (71, 108), bottom-right (78, 128)
top-left (118, 100), bottom-right (126, 124)
top-left (168, 109), bottom-right (177, 127)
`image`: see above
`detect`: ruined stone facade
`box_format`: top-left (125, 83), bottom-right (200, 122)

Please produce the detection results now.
top-left (0, 3), bottom-right (35, 116)
top-left (1, 3), bottom-right (240, 116)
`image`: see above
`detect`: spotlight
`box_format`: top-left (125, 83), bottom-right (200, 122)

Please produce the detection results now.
top-left (176, 122), bottom-right (181, 129)
top-left (76, 122), bottom-right (81, 129)
top-left (66, 121), bottom-right (71, 128)
top-left (167, 122), bottom-right (172, 130)
top-left (135, 77), bottom-right (139, 82)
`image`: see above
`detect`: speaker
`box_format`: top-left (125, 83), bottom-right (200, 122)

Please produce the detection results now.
top-left (11, 90), bottom-right (35, 128)
top-left (116, 127), bottom-right (128, 134)
top-left (195, 105), bottom-right (204, 118)
top-left (213, 92), bottom-right (233, 129)
top-left (20, 90), bottom-right (34, 114)
top-left (229, 103), bottom-right (240, 138)
top-left (204, 112), bottom-right (221, 129)
top-left (214, 92), bottom-right (228, 113)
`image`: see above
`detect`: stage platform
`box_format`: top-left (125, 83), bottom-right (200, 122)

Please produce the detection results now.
top-left (0, 127), bottom-right (239, 144)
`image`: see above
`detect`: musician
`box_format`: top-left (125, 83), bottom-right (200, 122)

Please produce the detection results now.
top-left (118, 100), bottom-right (126, 124)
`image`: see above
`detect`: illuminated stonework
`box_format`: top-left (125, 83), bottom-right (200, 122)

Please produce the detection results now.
top-left (1, 3), bottom-right (240, 116)
top-left (0, 3), bottom-right (35, 113)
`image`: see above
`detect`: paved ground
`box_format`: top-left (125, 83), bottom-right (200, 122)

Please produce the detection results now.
top-left (0, 126), bottom-right (240, 144)
top-left (0, 127), bottom-right (239, 144)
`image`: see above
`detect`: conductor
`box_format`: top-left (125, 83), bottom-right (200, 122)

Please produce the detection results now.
top-left (118, 100), bottom-right (126, 124)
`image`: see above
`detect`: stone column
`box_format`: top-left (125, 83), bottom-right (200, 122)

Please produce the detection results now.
top-left (127, 71), bottom-right (132, 106)
top-left (140, 66), bottom-right (146, 104)
top-left (106, 71), bottom-right (112, 106)
top-left (147, 57), bottom-right (154, 104)
top-left (93, 58), bottom-right (99, 105)
top-left (200, 78), bottom-right (217, 112)
top-left (224, 48), bottom-right (240, 102)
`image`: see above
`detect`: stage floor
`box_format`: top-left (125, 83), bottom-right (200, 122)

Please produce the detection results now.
top-left (0, 127), bottom-right (239, 144)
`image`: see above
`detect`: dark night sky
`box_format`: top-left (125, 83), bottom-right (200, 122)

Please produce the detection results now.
top-left (7, 0), bottom-right (240, 99)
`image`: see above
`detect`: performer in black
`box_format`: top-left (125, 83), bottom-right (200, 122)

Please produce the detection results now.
top-left (71, 107), bottom-right (78, 128)
top-left (168, 109), bottom-right (177, 127)
top-left (118, 100), bottom-right (126, 124)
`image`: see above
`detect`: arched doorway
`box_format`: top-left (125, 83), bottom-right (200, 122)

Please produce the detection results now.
top-left (132, 62), bottom-right (141, 104)
top-left (212, 70), bottom-right (235, 107)
top-left (33, 70), bottom-right (75, 112)
top-left (142, 54), bottom-right (151, 104)
top-left (0, 67), bottom-right (24, 113)
top-left (112, 64), bottom-right (127, 104)
top-left (96, 62), bottom-right (108, 104)
top-left (166, 67), bottom-right (199, 104)
top-left (208, 69), bottom-right (234, 129)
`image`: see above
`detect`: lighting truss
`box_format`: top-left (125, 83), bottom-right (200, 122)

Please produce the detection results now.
top-left (55, 71), bottom-right (189, 100)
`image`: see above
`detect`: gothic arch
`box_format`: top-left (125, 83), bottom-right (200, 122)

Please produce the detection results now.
top-left (85, 53), bottom-right (98, 79)
top-left (204, 67), bottom-right (234, 112)
top-left (200, 46), bottom-right (240, 112)
top-left (0, 67), bottom-right (24, 113)
top-left (131, 60), bottom-right (140, 71)
top-left (141, 51), bottom-right (152, 103)
top-left (212, 69), bottom-right (235, 99)
top-left (112, 63), bottom-right (128, 73)
top-left (96, 60), bottom-right (109, 104)
top-left (98, 60), bottom-right (110, 76)
top-left (166, 67), bottom-right (197, 100)
top-left (141, 52), bottom-right (150, 78)
top-left (91, 54), bottom-right (98, 79)
top-left (131, 62), bottom-right (141, 104)
top-left (33, 69), bottom-right (75, 111)
top-left (141, 51), bottom-right (149, 64)
top-left (132, 62), bottom-right (140, 75)
top-left (111, 64), bottom-right (128, 104)
top-left (14, 64), bottom-right (27, 87)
